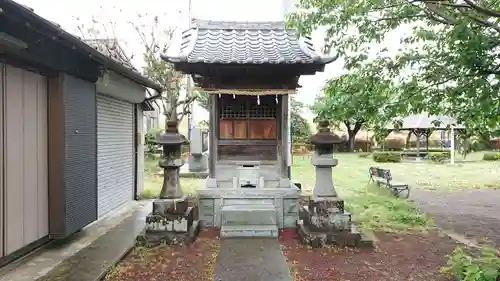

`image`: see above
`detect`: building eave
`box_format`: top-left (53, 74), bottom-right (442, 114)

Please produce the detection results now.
top-left (4, 0), bottom-right (164, 93)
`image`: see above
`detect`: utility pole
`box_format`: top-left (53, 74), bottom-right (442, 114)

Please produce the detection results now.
top-left (186, 0), bottom-right (194, 140)
top-left (282, 0), bottom-right (294, 178)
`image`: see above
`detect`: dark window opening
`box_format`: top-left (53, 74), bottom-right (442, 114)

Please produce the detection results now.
top-left (218, 95), bottom-right (277, 140)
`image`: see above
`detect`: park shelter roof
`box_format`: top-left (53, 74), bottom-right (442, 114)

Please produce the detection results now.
top-left (384, 114), bottom-right (465, 130)
top-left (162, 20), bottom-right (337, 66)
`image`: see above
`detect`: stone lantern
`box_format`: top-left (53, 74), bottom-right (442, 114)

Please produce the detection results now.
top-left (149, 120), bottom-right (191, 230)
top-left (140, 120), bottom-right (201, 246)
top-left (296, 126), bottom-right (373, 247)
top-left (307, 120), bottom-right (350, 231)
top-left (157, 120), bottom-right (188, 199)
top-left (310, 120), bottom-right (342, 198)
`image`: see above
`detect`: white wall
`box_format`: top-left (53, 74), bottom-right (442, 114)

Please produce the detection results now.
top-left (96, 70), bottom-right (146, 103)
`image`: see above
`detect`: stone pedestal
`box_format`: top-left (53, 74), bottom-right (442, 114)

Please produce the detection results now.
top-left (137, 121), bottom-right (201, 246)
top-left (188, 153), bottom-right (208, 172)
top-left (312, 152), bottom-right (338, 197)
top-left (298, 120), bottom-right (373, 248)
top-left (188, 127), bottom-right (209, 173)
top-left (159, 158), bottom-right (184, 199)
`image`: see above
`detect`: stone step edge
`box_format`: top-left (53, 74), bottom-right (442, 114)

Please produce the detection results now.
top-left (221, 205), bottom-right (277, 210)
top-left (220, 225), bottom-right (279, 237)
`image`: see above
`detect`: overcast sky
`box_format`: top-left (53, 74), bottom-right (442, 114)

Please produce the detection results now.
top-left (15, 0), bottom-right (404, 122)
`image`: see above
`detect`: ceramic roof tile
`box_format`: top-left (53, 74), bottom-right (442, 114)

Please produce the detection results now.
top-left (164, 20), bottom-right (334, 65)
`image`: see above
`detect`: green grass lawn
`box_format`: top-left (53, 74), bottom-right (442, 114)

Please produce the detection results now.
top-left (142, 152), bottom-right (499, 232)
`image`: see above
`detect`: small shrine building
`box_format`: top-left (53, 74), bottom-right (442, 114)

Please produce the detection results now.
top-left (163, 20), bottom-right (335, 237)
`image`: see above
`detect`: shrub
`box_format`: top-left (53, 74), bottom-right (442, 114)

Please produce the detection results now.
top-left (441, 246), bottom-right (499, 281)
top-left (145, 128), bottom-right (164, 154)
top-left (373, 152), bottom-right (401, 163)
top-left (358, 152), bottom-right (371, 158)
top-left (408, 139), bottom-right (441, 148)
top-left (428, 152), bottom-right (451, 162)
top-left (353, 140), bottom-right (372, 152)
top-left (384, 138), bottom-right (405, 151)
top-left (483, 152), bottom-right (500, 161)
top-left (137, 188), bottom-right (158, 200)
top-left (292, 143), bottom-right (312, 154)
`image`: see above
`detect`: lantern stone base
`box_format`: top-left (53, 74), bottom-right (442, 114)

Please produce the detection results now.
top-left (137, 198), bottom-right (201, 247)
top-left (297, 197), bottom-right (374, 248)
top-left (137, 220), bottom-right (201, 247)
top-left (152, 197), bottom-right (189, 214)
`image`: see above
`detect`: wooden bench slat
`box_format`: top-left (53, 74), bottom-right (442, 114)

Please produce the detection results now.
top-left (389, 182), bottom-right (408, 187)
top-left (369, 166), bottom-right (410, 198)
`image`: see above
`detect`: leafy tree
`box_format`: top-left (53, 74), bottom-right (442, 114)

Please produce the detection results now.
top-left (312, 64), bottom-right (395, 151)
top-left (288, 0), bottom-right (500, 136)
top-left (197, 91), bottom-right (210, 111)
top-left (76, 11), bottom-right (196, 130)
top-left (290, 97), bottom-right (312, 143)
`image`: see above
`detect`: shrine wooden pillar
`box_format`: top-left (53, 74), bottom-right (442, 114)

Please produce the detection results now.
top-left (208, 94), bottom-right (218, 178)
top-left (280, 94), bottom-right (289, 178)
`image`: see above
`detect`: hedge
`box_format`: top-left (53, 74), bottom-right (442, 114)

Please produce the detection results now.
top-left (373, 152), bottom-right (402, 163)
top-left (483, 152), bottom-right (500, 161)
top-left (383, 138), bottom-right (405, 151)
top-left (427, 152), bottom-right (450, 162)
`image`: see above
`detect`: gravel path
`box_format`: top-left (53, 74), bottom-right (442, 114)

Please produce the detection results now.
top-left (410, 189), bottom-right (500, 247)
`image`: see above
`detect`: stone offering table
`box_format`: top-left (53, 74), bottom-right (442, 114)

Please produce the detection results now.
top-left (298, 120), bottom-right (373, 248)
top-left (137, 121), bottom-right (200, 246)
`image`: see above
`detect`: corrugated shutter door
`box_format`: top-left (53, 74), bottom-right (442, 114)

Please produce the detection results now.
top-left (97, 95), bottom-right (134, 218)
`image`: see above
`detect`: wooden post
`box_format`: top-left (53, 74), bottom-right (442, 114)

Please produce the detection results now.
top-left (450, 125), bottom-right (455, 165)
top-left (208, 94), bottom-right (218, 178)
top-left (280, 94), bottom-right (289, 178)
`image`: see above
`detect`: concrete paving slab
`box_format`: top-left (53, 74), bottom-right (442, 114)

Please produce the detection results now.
top-left (214, 238), bottom-right (292, 281)
top-left (0, 201), bottom-right (150, 281)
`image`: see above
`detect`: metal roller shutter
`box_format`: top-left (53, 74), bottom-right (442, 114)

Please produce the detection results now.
top-left (97, 94), bottom-right (134, 218)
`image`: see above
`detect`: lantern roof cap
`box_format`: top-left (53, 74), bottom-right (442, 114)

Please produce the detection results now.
top-left (156, 121), bottom-right (188, 145)
top-left (310, 120), bottom-right (342, 145)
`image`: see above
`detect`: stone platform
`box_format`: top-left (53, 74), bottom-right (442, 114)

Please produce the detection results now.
top-left (221, 204), bottom-right (279, 237)
top-left (198, 187), bottom-right (300, 238)
top-left (181, 163), bottom-right (208, 178)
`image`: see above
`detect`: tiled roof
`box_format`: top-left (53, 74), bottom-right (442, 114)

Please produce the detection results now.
top-left (385, 114), bottom-right (465, 130)
top-left (162, 20), bottom-right (336, 65)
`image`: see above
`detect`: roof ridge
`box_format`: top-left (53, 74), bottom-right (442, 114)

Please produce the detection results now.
top-left (192, 19), bottom-right (286, 30)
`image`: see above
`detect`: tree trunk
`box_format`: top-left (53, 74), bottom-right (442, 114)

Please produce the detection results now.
top-left (163, 103), bottom-right (178, 130)
top-left (405, 131), bottom-right (412, 149)
top-left (347, 132), bottom-right (356, 152)
top-left (344, 121), bottom-right (363, 152)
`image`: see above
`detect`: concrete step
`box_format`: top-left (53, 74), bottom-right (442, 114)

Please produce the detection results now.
top-left (221, 204), bottom-right (277, 226)
top-left (220, 225), bottom-right (279, 238)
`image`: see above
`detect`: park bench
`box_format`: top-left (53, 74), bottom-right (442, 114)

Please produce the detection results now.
top-left (368, 167), bottom-right (410, 198)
